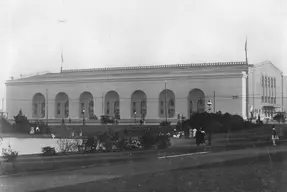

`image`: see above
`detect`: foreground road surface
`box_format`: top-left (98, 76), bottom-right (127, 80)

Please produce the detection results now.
top-left (0, 145), bottom-right (286, 192)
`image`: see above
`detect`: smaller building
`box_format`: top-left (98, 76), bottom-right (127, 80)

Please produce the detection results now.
top-left (248, 61), bottom-right (286, 120)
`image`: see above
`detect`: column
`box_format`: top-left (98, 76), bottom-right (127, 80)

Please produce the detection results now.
top-left (69, 98), bottom-right (79, 119)
top-left (146, 97), bottom-right (159, 119)
top-left (119, 98), bottom-right (130, 119)
top-left (242, 71), bottom-right (247, 119)
top-left (93, 94), bottom-right (103, 118)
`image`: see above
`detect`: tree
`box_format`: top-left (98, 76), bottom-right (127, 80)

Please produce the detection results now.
top-left (273, 112), bottom-right (286, 123)
top-left (14, 109), bottom-right (30, 133)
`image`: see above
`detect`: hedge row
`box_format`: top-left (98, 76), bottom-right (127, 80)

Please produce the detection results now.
top-left (182, 112), bottom-right (259, 134)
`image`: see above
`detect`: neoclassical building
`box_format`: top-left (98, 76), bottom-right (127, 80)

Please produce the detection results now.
top-left (6, 61), bottom-right (253, 122)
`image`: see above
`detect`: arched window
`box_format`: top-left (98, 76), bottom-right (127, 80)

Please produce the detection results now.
top-left (105, 91), bottom-right (120, 118)
top-left (131, 90), bottom-right (147, 118)
top-left (55, 92), bottom-right (69, 118)
top-left (32, 93), bottom-right (45, 118)
top-left (188, 89), bottom-right (205, 116)
top-left (79, 92), bottom-right (94, 118)
top-left (159, 89), bottom-right (175, 118)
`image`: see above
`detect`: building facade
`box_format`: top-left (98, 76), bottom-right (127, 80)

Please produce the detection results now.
top-left (248, 60), bottom-right (286, 119)
top-left (6, 62), bottom-right (250, 121)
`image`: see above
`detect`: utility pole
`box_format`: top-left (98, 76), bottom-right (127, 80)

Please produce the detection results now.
top-left (102, 93), bottom-right (104, 115)
top-left (46, 89), bottom-right (49, 125)
top-left (282, 73), bottom-right (284, 113)
top-left (165, 80), bottom-right (167, 122)
top-left (213, 91), bottom-right (216, 113)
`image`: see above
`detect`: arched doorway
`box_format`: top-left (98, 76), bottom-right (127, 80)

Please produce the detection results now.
top-left (159, 89), bottom-right (175, 118)
top-left (55, 92), bottom-right (69, 118)
top-left (32, 93), bottom-right (45, 118)
top-left (105, 91), bottom-right (120, 119)
top-left (79, 92), bottom-right (94, 119)
top-left (131, 90), bottom-right (147, 119)
top-left (188, 88), bottom-right (205, 117)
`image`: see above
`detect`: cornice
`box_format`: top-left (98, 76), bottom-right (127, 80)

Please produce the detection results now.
top-left (6, 64), bottom-right (248, 85)
top-left (6, 73), bottom-right (245, 86)
top-left (62, 61), bottom-right (247, 73)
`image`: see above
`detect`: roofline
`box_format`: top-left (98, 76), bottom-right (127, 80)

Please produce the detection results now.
top-left (253, 60), bottom-right (283, 74)
top-left (61, 61), bottom-right (247, 73)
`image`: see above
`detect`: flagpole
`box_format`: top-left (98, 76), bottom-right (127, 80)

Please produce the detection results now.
top-left (245, 37), bottom-right (248, 64)
top-left (245, 37), bottom-right (249, 120)
top-left (61, 46), bottom-right (63, 73)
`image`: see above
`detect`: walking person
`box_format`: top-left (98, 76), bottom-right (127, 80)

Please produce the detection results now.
top-left (201, 128), bottom-right (206, 145)
top-left (272, 125), bottom-right (279, 146)
top-left (193, 128), bottom-right (197, 138)
top-left (195, 128), bottom-right (201, 146)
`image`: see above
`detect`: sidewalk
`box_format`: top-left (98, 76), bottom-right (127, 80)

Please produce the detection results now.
top-left (1, 145), bottom-right (286, 192)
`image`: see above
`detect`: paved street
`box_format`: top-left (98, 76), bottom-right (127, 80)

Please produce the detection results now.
top-left (1, 145), bottom-right (286, 192)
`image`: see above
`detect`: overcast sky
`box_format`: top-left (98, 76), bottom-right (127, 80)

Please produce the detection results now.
top-left (0, 0), bottom-right (287, 110)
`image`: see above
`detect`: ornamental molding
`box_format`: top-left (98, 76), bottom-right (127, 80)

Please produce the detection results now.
top-left (62, 61), bottom-right (247, 73)
top-left (6, 73), bottom-right (244, 86)
top-left (6, 64), bottom-right (249, 86)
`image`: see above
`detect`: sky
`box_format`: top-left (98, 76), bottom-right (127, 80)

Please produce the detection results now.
top-left (0, 0), bottom-right (287, 110)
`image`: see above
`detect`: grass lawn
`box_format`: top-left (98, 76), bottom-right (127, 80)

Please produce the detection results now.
top-left (35, 152), bottom-right (287, 192)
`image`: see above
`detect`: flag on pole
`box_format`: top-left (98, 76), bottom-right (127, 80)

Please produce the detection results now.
top-left (245, 38), bottom-right (248, 52)
top-left (245, 37), bottom-right (248, 64)
top-left (61, 51), bottom-right (63, 64)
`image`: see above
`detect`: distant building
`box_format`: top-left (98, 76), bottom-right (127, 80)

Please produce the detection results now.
top-left (248, 60), bottom-right (286, 119)
top-left (5, 61), bottom-right (286, 122)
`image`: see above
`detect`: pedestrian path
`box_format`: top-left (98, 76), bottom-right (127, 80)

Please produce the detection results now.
top-left (1, 145), bottom-right (286, 192)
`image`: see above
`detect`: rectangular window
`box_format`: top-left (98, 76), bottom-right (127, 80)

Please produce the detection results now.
top-left (161, 109), bottom-right (163, 114)
top-left (268, 97), bottom-right (270, 103)
top-left (261, 96), bottom-right (264, 103)
top-left (265, 96), bottom-right (267, 103)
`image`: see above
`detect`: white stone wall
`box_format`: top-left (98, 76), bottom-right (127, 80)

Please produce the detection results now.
top-left (6, 63), bottom-right (248, 120)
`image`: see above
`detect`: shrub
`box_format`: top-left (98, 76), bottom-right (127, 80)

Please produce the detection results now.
top-left (160, 121), bottom-right (171, 126)
top-left (97, 131), bottom-right (121, 152)
top-left (83, 136), bottom-right (97, 152)
top-left (273, 112), bottom-right (286, 123)
top-left (125, 137), bottom-right (142, 150)
top-left (188, 112), bottom-right (248, 133)
top-left (57, 138), bottom-right (78, 153)
top-left (13, 109), bottom-right (30, 133)
top-left (2, 145), bottom-right (18, 162)
top-left (206, 120), bottom-right (223, 133)
top-left (41, 146), bottom-right (56, 156)
top-left (155, 135), bottom-right (171, 149)
top-left (139, 132), bottom-right (156, 149)
top-left (89, 115), bottom-right (98, 120)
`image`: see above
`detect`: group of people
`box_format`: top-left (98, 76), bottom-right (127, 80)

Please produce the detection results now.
top-left (194, 128), bottom-right (208, 146)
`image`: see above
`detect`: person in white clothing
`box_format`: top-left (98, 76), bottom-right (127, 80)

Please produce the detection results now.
top-left (193, 128), bottom-right (197, 138)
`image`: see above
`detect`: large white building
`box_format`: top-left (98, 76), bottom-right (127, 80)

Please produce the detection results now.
top-left (5, 60), bottom-right (287, 122)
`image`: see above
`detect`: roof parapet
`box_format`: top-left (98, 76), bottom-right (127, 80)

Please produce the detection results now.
top-left (62, 61), bottom-right (246, 73)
